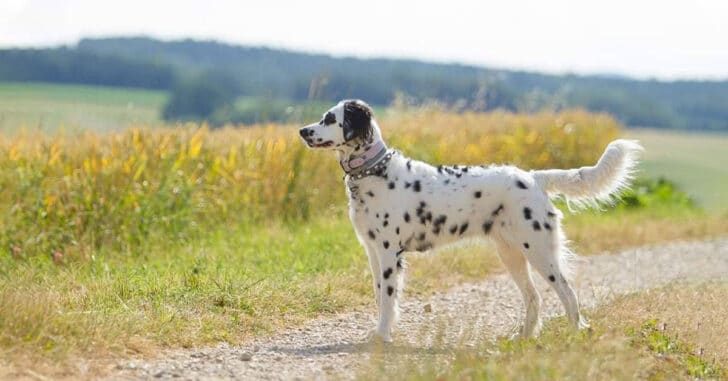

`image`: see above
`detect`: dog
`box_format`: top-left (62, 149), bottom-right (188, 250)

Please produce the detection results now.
top-left (299, 99), bottom-right (642, 342)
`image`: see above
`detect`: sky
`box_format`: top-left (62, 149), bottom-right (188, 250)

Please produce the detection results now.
top-left (1, 0), bottom-right (727, 80)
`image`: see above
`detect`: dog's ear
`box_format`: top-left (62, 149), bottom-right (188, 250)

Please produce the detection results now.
top-left (343, 100), bottom-right (373, 142)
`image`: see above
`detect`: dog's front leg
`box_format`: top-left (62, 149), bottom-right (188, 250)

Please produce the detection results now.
top-left (372, 249), bottom-right (400, 343)
top-left (364, 243), bottom-right (381, 310)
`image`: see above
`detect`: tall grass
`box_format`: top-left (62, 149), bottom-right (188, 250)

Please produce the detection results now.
top-left (0, 110), bottom-right (619, 260)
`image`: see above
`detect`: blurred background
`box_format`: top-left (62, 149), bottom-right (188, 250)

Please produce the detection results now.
top-left (1, 0), bottom-right (727, 208)
top-left (1, 1), bottom-right (728, 378)
top-left (2, 0), bottom-right (727, 128)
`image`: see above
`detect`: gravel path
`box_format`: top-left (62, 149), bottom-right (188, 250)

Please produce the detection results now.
top-left (109, 238), bottom-right (728, 380)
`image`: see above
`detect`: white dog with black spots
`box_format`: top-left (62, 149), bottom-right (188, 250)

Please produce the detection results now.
top-left (299, 100), bottom-right (642, 343)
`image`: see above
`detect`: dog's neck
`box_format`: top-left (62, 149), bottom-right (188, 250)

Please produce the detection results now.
top-left (337, 120), bottom-right (391, 179)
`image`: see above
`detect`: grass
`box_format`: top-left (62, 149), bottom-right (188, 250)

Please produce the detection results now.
top-left (0, 82), bottom-right (167, 132)
top-left (626, 128), bottom-right (728, 213)
top-left (368, 282), bottom-right (728, 380)
top-left (2, 207), bottom-right (726, 377)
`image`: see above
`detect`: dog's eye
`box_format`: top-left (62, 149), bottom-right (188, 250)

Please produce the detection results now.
top-left (324, 112), bottom-right (336, 125)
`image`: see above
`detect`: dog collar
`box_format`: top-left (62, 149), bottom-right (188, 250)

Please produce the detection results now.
top-left (341, 140), bottom-right (392, 179)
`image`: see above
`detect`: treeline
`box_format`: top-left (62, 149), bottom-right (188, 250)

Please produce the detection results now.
top-left (1, 37), bottom-right (727, 130)
top-left (0, 47), bottom-right (174, 89)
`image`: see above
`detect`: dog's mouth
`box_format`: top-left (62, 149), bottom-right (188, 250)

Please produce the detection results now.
top-left (307, 140), bottom-right (334, 148)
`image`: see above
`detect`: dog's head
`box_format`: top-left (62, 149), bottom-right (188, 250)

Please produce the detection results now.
top-left (299, 100), bottom-right (374, 150)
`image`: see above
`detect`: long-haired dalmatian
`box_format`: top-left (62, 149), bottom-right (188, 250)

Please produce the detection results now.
top-left (299, 100), bottom-right (642, 342)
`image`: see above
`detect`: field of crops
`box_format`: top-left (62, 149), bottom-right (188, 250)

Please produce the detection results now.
top-left (0, 109), bottom-right (620, 259)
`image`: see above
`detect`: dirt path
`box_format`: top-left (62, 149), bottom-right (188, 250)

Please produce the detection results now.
top-left (109, 238), bottom-right (728, 380)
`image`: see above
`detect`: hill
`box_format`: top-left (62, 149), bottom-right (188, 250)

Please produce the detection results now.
top-left (1, 37), bottom-right (727, 129)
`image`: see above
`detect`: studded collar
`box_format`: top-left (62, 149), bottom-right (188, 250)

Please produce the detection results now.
top-left (341, 141), bottom-right (394, 180)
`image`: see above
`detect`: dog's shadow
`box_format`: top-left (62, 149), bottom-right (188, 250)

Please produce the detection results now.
top-left (272, 340), bottom-right (463, 358)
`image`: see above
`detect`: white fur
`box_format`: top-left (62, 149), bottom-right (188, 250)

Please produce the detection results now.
top-left (300, 100), bottom-right (642, 342)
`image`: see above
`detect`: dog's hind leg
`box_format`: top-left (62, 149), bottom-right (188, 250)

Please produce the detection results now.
top-left (493, 237), bottom-right (542, 338)
top-left (520, 223), bottom-right (589, 330)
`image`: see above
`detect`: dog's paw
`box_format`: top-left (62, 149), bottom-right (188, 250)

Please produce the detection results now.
top-left (577, 317), bottom-right (591, 331)
top-left (365, 328), bottom-right (393, 343)
top-left (510, 321), bottom-right (542, 340)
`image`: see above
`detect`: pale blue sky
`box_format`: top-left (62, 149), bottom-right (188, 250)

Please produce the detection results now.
top-left (2, 0), bottom-right (727, 80)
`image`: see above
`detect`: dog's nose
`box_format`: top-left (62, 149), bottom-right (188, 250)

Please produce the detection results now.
top-left (299, 128), bottom-right (309, 138)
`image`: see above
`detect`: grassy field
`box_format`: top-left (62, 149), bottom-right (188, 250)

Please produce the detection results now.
top-left (371, 282), bottom-right (728, 380)
top-left (0, 82), bottom-right (167, 132)
top-left (627, 128), bottom-right (728, 213)
top-left (0, 84), bottom-right (727, 378)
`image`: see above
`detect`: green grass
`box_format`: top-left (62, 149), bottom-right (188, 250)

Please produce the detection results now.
top-left (2, 204), bottom-right (726, 369)
top-left (626, 128), bottom-right (728, 213)
top-left (0, 212), bottom-right (368, 351)
top-left (0, 82), bottom-right (167, 132)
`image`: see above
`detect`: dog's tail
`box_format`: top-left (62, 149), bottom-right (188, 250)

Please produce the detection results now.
top-left (532, 139), bottom-right (643, 210)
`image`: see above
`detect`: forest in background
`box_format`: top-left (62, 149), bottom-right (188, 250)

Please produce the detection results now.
top-left (1, 36), bottom-right (727, 129)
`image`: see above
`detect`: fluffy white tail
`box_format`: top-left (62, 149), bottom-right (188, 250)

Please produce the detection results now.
top-left (533, 139), bottom-right (643, 210)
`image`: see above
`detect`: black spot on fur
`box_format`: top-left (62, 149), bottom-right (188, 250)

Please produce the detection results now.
top-left (516, 180), bottom-right (528, 189)
top-left (492, 204), bottom-right (504, 217)
top-left (449, 225), bottom-right (458, 234)
top-left (384, 213), bottom-right (389, 219)
top-left (388, 181), bottom-right (395, 189)
top-left (437, 165), bottom-right (444, 174)
top-left (366, 191), bottom-right (374, 198)
top-left (387, 286), bottom-right (394, 296)
top-left (413, 180), bottom-right (421, 192)
top-left (377, 283), bottom-right (380, 289)
top-left (544, 222), bottom-right (552, 231)
top-left (342, 100), bottom-right (373, 142)
top-left (407, 160), bottom-right (412, 171)
top-left (404, 212), bottom-right (410, 223)
top-left (383, 241), bottom-right (390, 249)
top-left (404, 182), bottom-right (411, 189)
top-left (396, 226), bottom-right (400, 234)
top-left (444, 179), bottom-right (450, 185)
top-left (418, 232), bottom-right (426, 241)
top-left (548, 275), bottom-right (556, 282)
top-left (523, 242), bottom-right (530, 249)
top-left (396, 259), bottom-right (403, 269)
top-left (383, 220), bottom-right (389, 227)
top-left (324, 112), bottom-right (336, 125)
top-left (459, 222), bottom-right (469, 235)
top-left (547, 211), bottom-right (557, 218)
top-left (396, 248), bottom-right (405, 257)
top-left (383, 268), bottom-right (393, 279)
top-left (434, 215), bottom-right (447, 227)
top-left (368, 230), bottom-right (375, 240)
top-left (532, 221), bottom-right (541, 231)
top-left (474, 191), bottom-right (482, 198)
top-left (523, 207), bottom-right (532, 220)
top-left (483, 220), bottom-right (493, 234)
